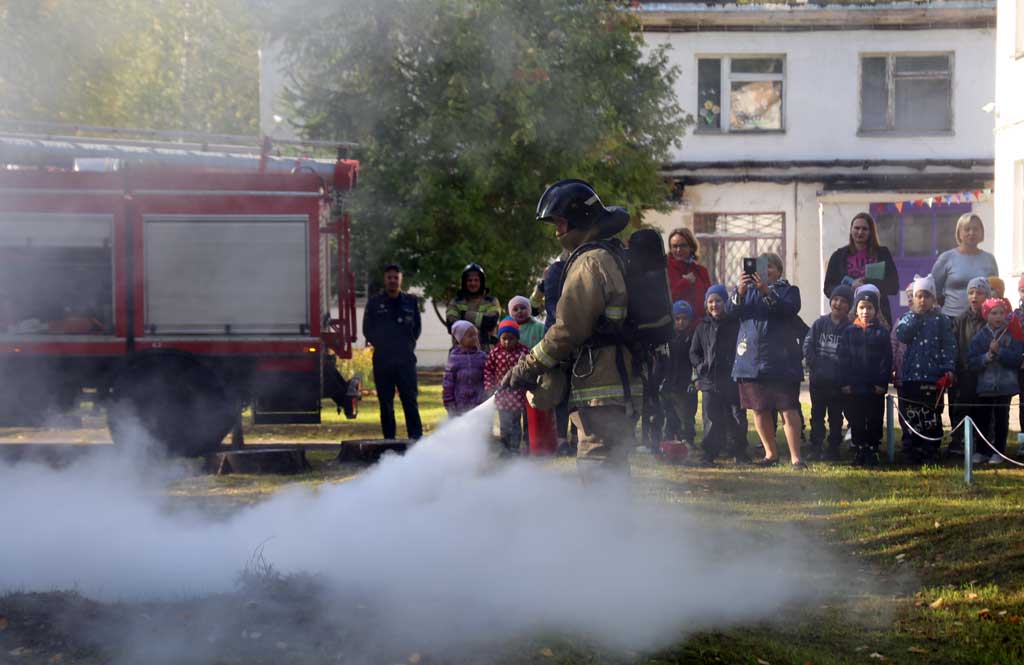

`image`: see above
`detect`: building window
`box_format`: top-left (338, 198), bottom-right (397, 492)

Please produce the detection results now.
top-left (697, 56), bottom-right (785, 133)
top-left (693, 213), bottom-right (785, 288)
top-left (860, 54), bottom-right (953, 134)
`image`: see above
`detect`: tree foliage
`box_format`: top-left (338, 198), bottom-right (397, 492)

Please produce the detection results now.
top-left (0, 0), bottom-right (259, 134)
top-left (279, 0), bottom-right (689, 302)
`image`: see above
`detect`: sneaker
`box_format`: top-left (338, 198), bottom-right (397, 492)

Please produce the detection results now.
top-left (971, 453), bottom-right (987, 464)
top-left (755, 457), bottom-right (779, 468)
top-left (805, 446), bottom-right (822, 462)
top-left (988, 454), bottom-right (1004, 465)
top-left (733, 454), bottom-right (753, 465)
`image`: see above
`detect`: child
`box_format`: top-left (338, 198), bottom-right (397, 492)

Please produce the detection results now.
top-left (893, 275), bottom-right (956, 464)
top-left (507, 295), bottom-right (556, 455)
top-left (988, 276), bottom-right (1006, 299)
top-left (443, 320), bottom-right (487, 416)
top-left (839, 289), bottom-right (892, 466)
top-left (689, 285), bottom-right (749, 464)
top-left (483, 318), bottom-right (531, 453)
top-left (803, 284), bottom-right (853, 460)
top-left (663, 299), bottom-right (697, 444)
top-left (968, 298), bottom-right (1024, 464)
top-left (949, 276), bottom-right (991, 457)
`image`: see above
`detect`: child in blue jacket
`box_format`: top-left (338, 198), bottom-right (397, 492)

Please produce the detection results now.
top-left (803, 284), bottom-right (853, 460)
top-left (839, 289), bottom-right (893, 466)
top-left (893, 275), bottom-right (956, 464)
top-left (967, 298), bottom-right (1024, 464)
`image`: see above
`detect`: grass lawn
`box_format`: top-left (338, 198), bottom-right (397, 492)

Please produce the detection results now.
top-left (2, 372), bottom-right (1024, 664)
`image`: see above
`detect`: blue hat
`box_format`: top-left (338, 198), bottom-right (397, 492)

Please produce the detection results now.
top-left (704, 284), bottom-right (728, 305)
top-left (855, 286), bottom-right (879, 310)
top-left (672, 300), bottom-right (693, 318)
top-left (830, 284), bottom-right (854, 304)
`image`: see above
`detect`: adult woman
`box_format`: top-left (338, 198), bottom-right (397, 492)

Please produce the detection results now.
top-left (666, 228), bottom-right (711, 325)
top-left (931, 213), bottom-right (999, 318)
top-left (445, 262), bottom-right (503, 350)
top-left (823, 212), bottom-right (899, 326)
top-left (731, 253), bottom-right (805, 469)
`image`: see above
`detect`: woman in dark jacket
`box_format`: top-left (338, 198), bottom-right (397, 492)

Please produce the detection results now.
top-left (731, 253), bottom-right (804, 469)
top-left (823, 212), bottom-right (899, 327)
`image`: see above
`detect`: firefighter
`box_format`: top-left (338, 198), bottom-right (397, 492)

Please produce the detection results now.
top-left (503, 179), bottom-right (640, 479)
top-left (445, 263), bottom-right (503, 351)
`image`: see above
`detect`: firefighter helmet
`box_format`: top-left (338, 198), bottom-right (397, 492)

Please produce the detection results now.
top-left (535, 179), bottom-right (629, 236)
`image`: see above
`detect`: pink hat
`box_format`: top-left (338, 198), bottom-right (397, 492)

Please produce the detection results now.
top-left (981, 298), bottom-right (1010, 320)
top-left (451, 320), bottom-right (475, 343)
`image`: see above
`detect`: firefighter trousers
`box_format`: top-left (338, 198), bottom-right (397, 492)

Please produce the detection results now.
top-left (569, 404), bottom-right (637, 474)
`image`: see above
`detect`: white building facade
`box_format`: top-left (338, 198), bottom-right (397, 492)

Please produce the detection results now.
top-left (993, 0), bottom-right (1024, 296)
top-left (639, 1), bottom-right (996, 320)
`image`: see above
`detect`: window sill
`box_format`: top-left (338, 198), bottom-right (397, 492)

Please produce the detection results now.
top-left (858, 129), bottom-right (954, 138)
top-left (693, 129), bottom-right (786, 136)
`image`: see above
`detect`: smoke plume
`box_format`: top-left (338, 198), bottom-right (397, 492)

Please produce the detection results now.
top-left (0, 402), bottom-right (829, 658)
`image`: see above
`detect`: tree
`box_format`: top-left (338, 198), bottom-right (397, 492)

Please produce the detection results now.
top-left (0, 0), bottom-right (259, 135)
top-left (278, 0), bottom-right (689, 304)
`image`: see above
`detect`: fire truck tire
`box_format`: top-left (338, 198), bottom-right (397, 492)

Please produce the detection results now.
top-left (108, 352), bottom-right (237, 456)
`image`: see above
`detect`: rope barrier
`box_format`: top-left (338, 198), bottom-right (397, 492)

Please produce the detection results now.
top-left (894, 403), bottom-right (964, 442)
top-left (967, 419), bottom-right (1024, 468)
top-left (894, 394), bottom-right (1022, 410)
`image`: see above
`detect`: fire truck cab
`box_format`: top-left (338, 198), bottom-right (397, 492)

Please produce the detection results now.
top-left (0, 133), bottom-right (360, 455)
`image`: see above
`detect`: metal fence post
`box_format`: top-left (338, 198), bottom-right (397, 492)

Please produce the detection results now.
top-left (964, 416), bottom-right (973, 485)
top-left (886, 394), bottom-right (896, 464)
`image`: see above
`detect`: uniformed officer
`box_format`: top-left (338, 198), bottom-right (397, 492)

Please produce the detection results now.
top-left (504, 180), bottom-right (641, 478)
top-left (362, 263), bottom-right (423, 440)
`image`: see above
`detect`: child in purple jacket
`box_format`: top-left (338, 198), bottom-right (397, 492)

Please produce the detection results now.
top-left (443, 320), bottom-right (488, 416)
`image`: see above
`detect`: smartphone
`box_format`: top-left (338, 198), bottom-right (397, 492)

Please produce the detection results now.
top-left (742, 257), bottom-right (758, 276)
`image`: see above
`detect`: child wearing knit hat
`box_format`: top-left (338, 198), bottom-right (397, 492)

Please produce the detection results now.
top-left (893, 275), bottom-right (957, 464)
top-left (967, 299), bottom-right (1024, 464)
top-left (838, 287), bottom-right (892, 466)
top-left (658, 299), bottom-right (698, 447)
top-left (948, 276), bottom-right (992, 457)
top-left (802, 284), bottom-right (853, 461)
top-left (483, 317), bottom-right (531, 453)
top-left (689, 285), bottom-right (749, 464)
top-left (442, 321), bottom-right (487, 416)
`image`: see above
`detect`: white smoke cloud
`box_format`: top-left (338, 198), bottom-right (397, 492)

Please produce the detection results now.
top-left (0, 401), bottom-right (831, 655)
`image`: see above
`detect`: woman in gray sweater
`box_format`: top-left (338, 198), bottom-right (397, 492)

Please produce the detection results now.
top-left (931, 214), bottom-right (999, 318)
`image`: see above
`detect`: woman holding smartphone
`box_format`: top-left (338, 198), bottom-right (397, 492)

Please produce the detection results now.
top-left (731, 253), bottom-right (806, 469)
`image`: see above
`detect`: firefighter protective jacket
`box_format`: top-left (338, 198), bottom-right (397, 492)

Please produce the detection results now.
top-left (525, 245), bottom-right (642, 408)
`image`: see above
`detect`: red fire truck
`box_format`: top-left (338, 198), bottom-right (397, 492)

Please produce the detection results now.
top-left (0, 131), bottom-right (361, 455)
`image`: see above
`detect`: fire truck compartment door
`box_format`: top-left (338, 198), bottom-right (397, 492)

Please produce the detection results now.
top-left (143, 215), bottom-right (309, 335)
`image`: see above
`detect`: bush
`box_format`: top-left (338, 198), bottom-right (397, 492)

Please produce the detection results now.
top-left (335, 346), bottom-right (375, 391)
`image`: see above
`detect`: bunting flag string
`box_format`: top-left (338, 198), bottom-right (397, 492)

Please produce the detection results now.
top-left (868, 189), bottom-right (993, 218)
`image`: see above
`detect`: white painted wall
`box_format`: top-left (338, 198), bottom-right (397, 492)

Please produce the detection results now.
top-left (994, 0), bottom-right (1024, 305)
top-left (644, 28), bottom-right (995, 162)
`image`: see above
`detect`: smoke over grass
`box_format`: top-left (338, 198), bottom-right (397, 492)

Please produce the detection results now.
top-left (0, 403), bottom-right (834, 661)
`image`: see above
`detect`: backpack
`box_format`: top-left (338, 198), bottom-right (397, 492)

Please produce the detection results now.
top-left (560, 228), bottom-right (674, 349)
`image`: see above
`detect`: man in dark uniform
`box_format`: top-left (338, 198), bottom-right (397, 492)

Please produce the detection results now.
top-left (362, 263), bottom-right (423, 440)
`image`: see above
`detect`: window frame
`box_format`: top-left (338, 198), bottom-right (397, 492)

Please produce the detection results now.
top-left (858, 52), bottom-right (955, 136)
top-left (695, 55), bottom-right (787, 135)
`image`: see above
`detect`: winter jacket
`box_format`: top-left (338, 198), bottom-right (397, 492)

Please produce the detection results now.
top-left (838, 322), bottom-right (893, 394)
top-left (666, 256), bottom-right (711, 326)
top-left (690, 312), bottom-right (741, 394)
top-left (893, 309), bottom-right (956, 384)
top-left (967, 325), bottom-right (1024, 396)
top-left (803, 314), bottom-right (851, 386)
top-left (822, 245), bottom-right (899, 326)
top-left (730, 280), bottom-right (803, 383)
top-left (484, 343), bottom-right (530, 411)
top-left (521, 240), bottom-right (641, 409)
top-left (362, 291), bottom-right (421, 368)
top-left (664, 328), bottom-right (694, 393)
top-left (952, 307), bottom-right (986, 395)
top-left (517, 318), bottom-right (545, 351)
top-left (442, 346), bottom-right (487, 414)
top-left (890, 326), bottom-right (906, 388)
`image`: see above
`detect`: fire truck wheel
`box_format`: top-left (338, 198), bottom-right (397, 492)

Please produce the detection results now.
top-left (108, 352), bottom-right (237, 457)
